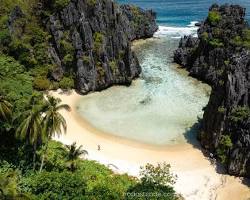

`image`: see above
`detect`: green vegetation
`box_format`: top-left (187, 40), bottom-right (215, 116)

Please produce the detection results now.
top-left (0, 96), bottom-right (12, 121)
top-left (96, 61), bottom-right (105, 79)
top-left (59, 37), bottom-right (75, 68)
top-left (130, 6), bottom-right (149, 31)
top-left (93, 32), bottom-right (104, 54)
top-left (64, 142), bottom-right (88, 172)
top-left (208, 11), bottom-right (221, 24)
top-left (109, 60), bottom-right (119, 74)
top-left (127, 163), bottom-right (179, 200)
top-left (208, 38), bottom-right (224, 48)
top-left (54, 0), bottom-right (71, 9)
top-left (0, 137), bottom-right (180, 199)
top-left (0, 56), bottom-right (33, 120)
top-left (59, 76), bottom-right (75, 89)
top-left (0, 86), bottom-right (179, 199)
top-left (201, 32), bottom-right (209, 42)
top-left (83, 55), bottom-right (91, 65)
top-left (212, 28), bottom-right (222, 38)
top-left (218, 106), bottom-right (226, 114)
top-left (224, 60), bottom-right (230, 66)
top-left (0, 0), bottom-right (75, 92)
top-left (86, 0), bottom-right (97, 7)
top-left (232, 29), bottom-right (250, 49)
top-left (229, 106), bottom-right (250, 123)
top-left (216, 135), bottom-right (233, 164)
top-left (0, 170), bottom-right (32, 199)
top-left (33, 77), bottom-right (51, 91)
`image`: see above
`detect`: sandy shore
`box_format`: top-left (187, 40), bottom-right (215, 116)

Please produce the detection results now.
top-left (50, 90), bottom-right (250, 200)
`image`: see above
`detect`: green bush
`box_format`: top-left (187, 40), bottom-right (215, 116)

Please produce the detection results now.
top-left (242, 29), bottom-right (250, 49)
top-left (224, 60), bottom-right (230, 66)
top-left (59, 77), bottom-right (74, 89)
top-left (33, 77), bottom-right (51, 91)
top-left (54, 0), bottom-right (70, 9)
top-left (126, 163), bottom-right (178, 200)
top-left (0, 55), bottom-right (33, 114)
top-left (208, 38), bottom-right (224, 48)
top-left (21, 171), bottom-right (86, 199)
top-left (86, 0), bottom-right (97, 7)
top-left (109, 60), bottom-right (118, 73)
top-left (208, 11), bottom-right (221, 24)
top-left (231, 29), bottom-right (250, 49)
top-left (201, 32), bottom-right (209, 41)
top-left (93, 32), bottom-right (104, 54)
top-left (0, 170), bottom-right (32, 199)
top-left (63, 54), bottom-right (74, 66)
top-left (60, 39), bottom-right (74, 55)
top-left (229, 106), bottom-right (250, 123)
top-left (30, 65), bottom-right (52, 78)
top-left (218, 106), bottom-right (226, 114)
top-left (216, 135), bottom-right (233, 164)
top-left (96, 62), bottom-right (105, 78)
top-left (51, 81), bottom-right (59, 90)
top-left (0, 29), bottom-right (11, 46)
top-left (213, 28), bottom-right (222, 37)
top-left (83, 56), bottom-right (91, 65)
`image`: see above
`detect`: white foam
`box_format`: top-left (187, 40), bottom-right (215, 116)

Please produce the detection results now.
top-left (154, 22), bottom-right (199, 39)
top-left (187, 21), bottom-right (199, 27)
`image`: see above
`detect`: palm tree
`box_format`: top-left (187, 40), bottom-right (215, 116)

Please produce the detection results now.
top-left (0, 96), bottom-right (12, 121)
top-left (65, 142), bottom-right (88, 172)
top-left (15, 95), bottom-right (44, 170)
top-left (0, 171), bottom-right (31, 200)
top-left (39, 95), bottom-right (71, 172)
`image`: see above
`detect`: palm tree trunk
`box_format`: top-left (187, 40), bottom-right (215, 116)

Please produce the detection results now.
top-left (39, 142), bottom-right (48, 173)
top-left (32, 142), bottom-right (37, 170)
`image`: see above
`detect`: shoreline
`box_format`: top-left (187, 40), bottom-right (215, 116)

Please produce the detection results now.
top-left (50, 89), bottom-right (250, 200)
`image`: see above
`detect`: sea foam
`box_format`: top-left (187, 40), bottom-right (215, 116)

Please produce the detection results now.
top-left (154, 21), bottom-right (198, 39)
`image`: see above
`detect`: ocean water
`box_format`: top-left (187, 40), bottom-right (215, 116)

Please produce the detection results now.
top-left (118, 0), bottom-right (250, 26)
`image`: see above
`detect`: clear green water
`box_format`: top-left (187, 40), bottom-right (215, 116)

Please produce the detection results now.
top-left (76, 36), bottom-right (211, 146)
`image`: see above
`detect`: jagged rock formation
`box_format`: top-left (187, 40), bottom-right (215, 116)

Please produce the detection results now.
top-left (46, 0), bottom-right (157, 94)
top-left (174, 4), bottom-right (250, 177)
top-left (120, 5), bottom-right (158, 40)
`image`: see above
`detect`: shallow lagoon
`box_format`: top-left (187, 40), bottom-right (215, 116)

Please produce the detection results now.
top-left (76, 31), bottom-right (211, 146)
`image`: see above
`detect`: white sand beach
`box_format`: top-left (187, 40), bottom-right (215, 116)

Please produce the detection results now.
top-left (51, 90), bottom-right (250, 200)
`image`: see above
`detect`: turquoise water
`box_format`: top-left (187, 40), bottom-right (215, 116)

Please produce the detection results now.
top-left (118, 0), bottom-right (250, 26)
top-left (76, 35), bottom-right (211, 145)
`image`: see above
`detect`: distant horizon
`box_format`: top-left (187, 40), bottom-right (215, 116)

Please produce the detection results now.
top-left (118, 0), bottom-right (250, 26)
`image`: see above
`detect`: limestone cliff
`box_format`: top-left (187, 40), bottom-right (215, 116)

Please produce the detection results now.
top-left (174, 4), bottom-right (250, 177)
top-left (46, 0), bottom-right (158, 94)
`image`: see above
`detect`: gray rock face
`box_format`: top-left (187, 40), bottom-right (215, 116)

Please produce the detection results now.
top-left (174, 4), bottom-right (250, 177)
top-left (46, 0), bottom-right (157, 94)
top-left (120, 5), bottom-right (158, 40)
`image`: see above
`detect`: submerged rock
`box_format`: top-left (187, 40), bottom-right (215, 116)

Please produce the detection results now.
top-left (174, 4), bottom-right (250, 177)
top-left (46, 0), bottom-right (158, 94)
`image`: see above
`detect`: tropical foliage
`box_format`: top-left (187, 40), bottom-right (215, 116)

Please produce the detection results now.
top-left (64, 142), bottom-right (88, 171)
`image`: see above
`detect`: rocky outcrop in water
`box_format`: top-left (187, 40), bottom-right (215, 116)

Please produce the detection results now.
top-left (46, 0), bottom-right (157, 94)
top-left (174, 4), bottom-right (250, 177)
